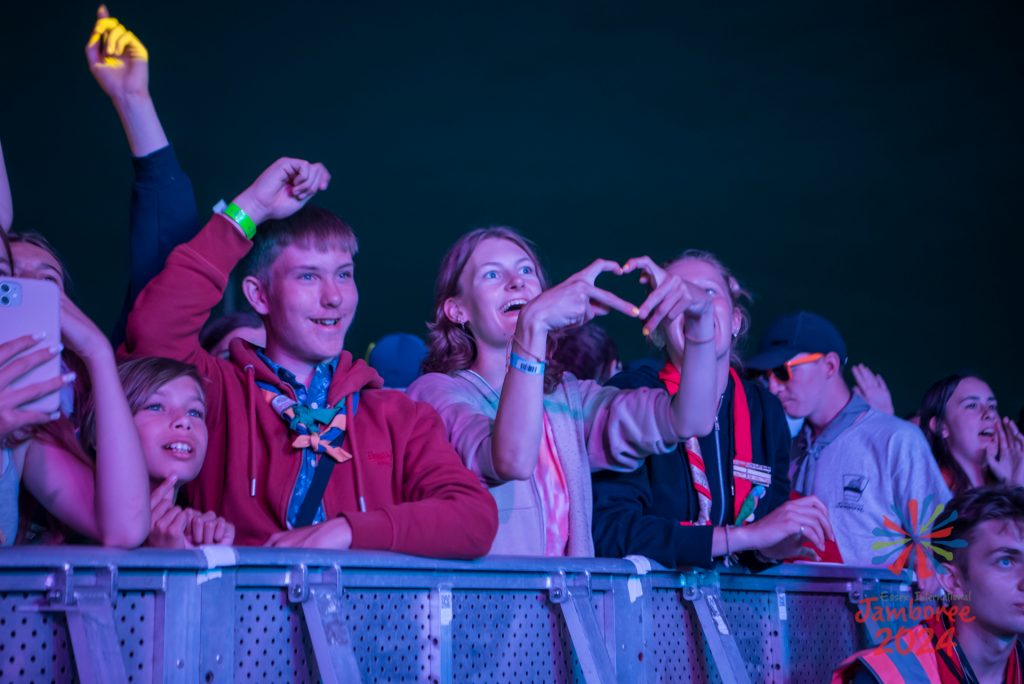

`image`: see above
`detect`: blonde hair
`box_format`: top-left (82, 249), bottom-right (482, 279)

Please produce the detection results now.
top-left (668, 249), bottom-right (753, 366)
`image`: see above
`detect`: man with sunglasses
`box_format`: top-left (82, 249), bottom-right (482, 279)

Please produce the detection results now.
top-left (747, 311), bottom-right (949, 566)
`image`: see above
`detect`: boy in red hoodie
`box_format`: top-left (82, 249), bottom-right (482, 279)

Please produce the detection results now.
top-left (125, 158), bottom-right (498, 557)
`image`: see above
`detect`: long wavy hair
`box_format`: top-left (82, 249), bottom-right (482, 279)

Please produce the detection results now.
top-left (0, 229), bottom-right (12, 276)
top-left (422, 227), bottom-right (565, 392)
top-left (919, 374), bottom-right (983, 495)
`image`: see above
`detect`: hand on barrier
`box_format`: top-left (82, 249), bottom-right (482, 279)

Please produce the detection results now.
top-left (743, 495), bottom-right (834, 561)
top-left (851, 364), bottom-right (894, 415)
top-left (148, 476), bottom-right (235, 547)
top-left (147, 476), bottom-right (187, 548)
top-left (149, 506), bottom-right (193, 548)
top-left (265, 517), bottom-right (353, 550)
top-left (0, 335), bottom-right (65, 440)
top-left (187, 510), bottom-right (236, 546)
top-left (85, 5), bottom-right (150, 102)
top-left (230, 158), bottom-right (331, 228)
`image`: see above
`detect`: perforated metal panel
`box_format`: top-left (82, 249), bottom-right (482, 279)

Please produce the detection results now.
top-left (0, 591), bottom-right (77, 684)
top-left (451, 590), bottom-right (591, 683)
top-left (719, 590), bottom-right (781, 683)
top-left (342, 588), bottom-right (432, 683)
top-left (645, 589), bottom-right (718, 683)
top-left (0, 550), bottom-right (914, 684)
top-left (235, 590), bottom-right (318, 683)
top-left (781, 593), bottom-right (858, 683)
top-left (114, 590), bottom-right (155, 684)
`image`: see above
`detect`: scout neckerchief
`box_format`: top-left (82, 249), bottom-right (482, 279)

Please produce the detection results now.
top-left (791, 394), bottom-right (869, 494)
top-left (257, 380), bottom-right (358, 528)
top-left (658, 364), bottom-right (769, 525)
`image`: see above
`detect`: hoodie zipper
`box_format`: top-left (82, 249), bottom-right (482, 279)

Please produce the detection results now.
top-left (714, 414), bottom-right (726, 525)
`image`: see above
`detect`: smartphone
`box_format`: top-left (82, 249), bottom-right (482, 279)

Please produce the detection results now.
top-left (0, 278), bottom-right (62, 413)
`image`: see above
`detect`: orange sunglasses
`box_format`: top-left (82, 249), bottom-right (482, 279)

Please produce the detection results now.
top-left (763, 352), bottom-right (824, 383)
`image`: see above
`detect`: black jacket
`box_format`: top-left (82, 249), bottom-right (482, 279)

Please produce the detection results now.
top-left (592, 365), bottom-right (792, 568)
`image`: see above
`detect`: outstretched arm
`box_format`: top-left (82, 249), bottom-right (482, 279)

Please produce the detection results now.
top-left (85, 6), bottom-right (203, 342)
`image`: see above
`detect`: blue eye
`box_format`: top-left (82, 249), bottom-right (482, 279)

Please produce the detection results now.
top-left (520, 265), bottom-right (534, 275)
top-left (188, 408), bottom-right (205, 418)
top-left (145, 403), bottom-right (163, 412)
top-left (483, 271), bottom-right (498, 280)
top-left (339, 270), bottom-right (353, 281)
top-left (300, 272), bottom-right (317, 281)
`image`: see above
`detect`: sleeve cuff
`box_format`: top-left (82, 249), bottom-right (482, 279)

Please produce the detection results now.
top-left (343, 508), bottom-right (396, 551)
top-left (132, 144), bottom-right (180, 186)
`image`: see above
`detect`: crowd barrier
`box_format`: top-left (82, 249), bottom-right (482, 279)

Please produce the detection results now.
top-left (0, 547), bottom-right (915, 683)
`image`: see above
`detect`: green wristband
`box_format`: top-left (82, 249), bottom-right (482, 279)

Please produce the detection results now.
top-left (224, 202), bottom-right (257, 240)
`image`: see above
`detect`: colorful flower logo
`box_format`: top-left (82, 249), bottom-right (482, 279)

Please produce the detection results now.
top-left (871, 496), bottom-right (966, 578)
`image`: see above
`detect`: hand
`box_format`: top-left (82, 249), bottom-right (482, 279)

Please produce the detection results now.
top-left (264, 517), bottom-right (353, 549)
top-left (59, 294), bottom-right (111, 363)
top-left (744, 495), bottom-right (834, 560)
top-left (986, 417), bottom-right (1024, 485)
top-left (147, 477), bottom-right (194, 548)
top-left (185, 510), bottom-right (236, 546)
top-left (851, 364), bottom-right (895, 415)
top-left (0, 334), bottom-right (68, 441)
top-left (623, 256), bottom-right (714, 363)
top-left (85, 5), bottom-right (150, 101)
top-left (519, 259), bottom-right (638, 336)
top-left (231, 158), bottom-right (331, 226)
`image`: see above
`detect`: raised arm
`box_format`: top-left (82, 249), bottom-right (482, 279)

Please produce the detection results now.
top-left (125, 157), bottom-right (328, 367)
top-left (626, 255), bottom-right (718, 437)
top-left (22, 296), bottom-right (150, 547)
top-left (493, 259), bottom-right (639, 481)
top-left (85, 6), bottom-right (167, 157)
top-left (85, 7), bottom-right (202, 342)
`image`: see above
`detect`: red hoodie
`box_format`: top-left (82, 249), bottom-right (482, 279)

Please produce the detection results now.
top-left (124, 215), bottom-right (498, 557)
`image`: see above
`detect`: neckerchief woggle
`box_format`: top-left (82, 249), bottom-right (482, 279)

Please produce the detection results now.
top-left (257, 381), bottom-right (356, 464)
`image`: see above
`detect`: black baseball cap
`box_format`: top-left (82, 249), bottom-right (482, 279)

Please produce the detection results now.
top-left (745, 311), bottom-right (848, 371)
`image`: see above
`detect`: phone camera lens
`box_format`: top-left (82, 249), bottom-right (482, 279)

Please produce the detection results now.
top-left (0, 296), bottom-right (9, 305)
top-left (0, 283), bottom-right (9, 292)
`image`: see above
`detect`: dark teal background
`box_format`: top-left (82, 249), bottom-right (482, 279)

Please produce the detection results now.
top-left (2, 1), bottom-right (1021, 416)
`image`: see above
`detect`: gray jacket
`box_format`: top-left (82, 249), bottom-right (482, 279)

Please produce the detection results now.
top-left (407, 370), bottom-right (683, 556)
top-left (791, 395), bottom-right (951, 566)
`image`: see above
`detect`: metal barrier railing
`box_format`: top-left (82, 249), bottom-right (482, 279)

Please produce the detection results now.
top-left (0, 547), bottom-right (913, 683)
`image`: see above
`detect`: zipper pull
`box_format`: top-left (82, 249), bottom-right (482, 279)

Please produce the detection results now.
top-left (715, 417), bottom-right (720, 432)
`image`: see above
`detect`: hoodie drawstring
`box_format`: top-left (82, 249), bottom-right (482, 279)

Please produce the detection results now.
top-left (244, 364), bottom-right (257, 497)
top-left (346, 392), bottom-right (367, 513)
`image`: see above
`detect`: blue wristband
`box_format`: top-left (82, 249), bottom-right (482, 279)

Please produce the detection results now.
top-left (510, 352), bottom-right (545, 375)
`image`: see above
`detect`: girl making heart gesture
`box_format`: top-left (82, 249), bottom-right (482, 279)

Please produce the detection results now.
top-left (408, 227), bottom-right (718, 556)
